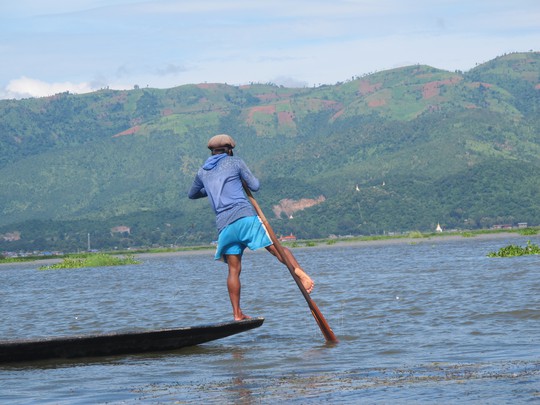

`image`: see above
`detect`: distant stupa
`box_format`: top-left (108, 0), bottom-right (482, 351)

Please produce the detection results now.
top-left (436, 223), bottom-right (443, 233)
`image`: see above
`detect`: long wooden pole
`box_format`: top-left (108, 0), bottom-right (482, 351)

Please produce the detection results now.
top-left (243, 183), bottom-right (338, 343)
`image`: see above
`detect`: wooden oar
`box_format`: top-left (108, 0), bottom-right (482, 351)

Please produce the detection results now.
top-left (242, 182), bottom-right (338, 343)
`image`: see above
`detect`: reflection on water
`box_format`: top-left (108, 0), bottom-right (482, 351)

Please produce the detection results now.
top-left (1, 235), bottom-right (539, 403)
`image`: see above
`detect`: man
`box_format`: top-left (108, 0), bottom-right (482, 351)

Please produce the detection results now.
top-left (188, 134), bottom-right (314, 320)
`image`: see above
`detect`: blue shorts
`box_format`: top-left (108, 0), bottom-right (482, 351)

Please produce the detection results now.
top-left (214, 216), bottom-right (272, 262)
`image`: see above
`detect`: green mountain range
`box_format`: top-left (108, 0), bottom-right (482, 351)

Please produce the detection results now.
top-left (1, 51), bottom-right (539, 252)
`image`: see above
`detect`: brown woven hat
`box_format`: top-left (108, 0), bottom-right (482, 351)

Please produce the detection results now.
top-left (207, 134), bottom-right (236, 150)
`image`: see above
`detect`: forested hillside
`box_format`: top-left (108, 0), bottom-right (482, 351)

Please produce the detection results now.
top-left (1, 52), bottom-right (539, 252)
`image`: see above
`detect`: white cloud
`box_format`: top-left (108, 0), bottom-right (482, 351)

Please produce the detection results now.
top-left (0, 1), bottom-right (539, 99)
top-left (270, 76), bottom-right (308, 88)
top-left (3, 76), bottom-right (96, 99)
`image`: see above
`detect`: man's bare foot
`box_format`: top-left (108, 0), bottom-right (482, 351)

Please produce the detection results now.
top-left (294, 267), bottom-right (315, 293)
top-left (234, 311), bottom-right (251, 321)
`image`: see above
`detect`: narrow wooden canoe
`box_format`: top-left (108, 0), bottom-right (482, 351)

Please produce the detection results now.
top-left (0, 317), bottom-right (264, 363)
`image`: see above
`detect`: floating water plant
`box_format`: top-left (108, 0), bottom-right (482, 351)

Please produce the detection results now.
top-left (487, 240), bottom-right (540, 258)
top-left (408, 231), bottom-right (424, 238)
top-left (519, 228), bottom-right (539, 236)
top-left (39, 253), bottom-right (140, 269)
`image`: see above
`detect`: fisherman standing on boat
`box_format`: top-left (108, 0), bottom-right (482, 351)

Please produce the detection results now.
top-left (188, 134), bottom-right (314, 321)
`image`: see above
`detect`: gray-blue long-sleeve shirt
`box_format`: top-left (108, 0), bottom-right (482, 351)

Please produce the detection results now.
top-left (188, 154), bottom-right (259, 233)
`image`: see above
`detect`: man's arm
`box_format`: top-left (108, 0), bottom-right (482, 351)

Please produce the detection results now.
top-left (188, 175), bottom-right (207, 199)
top-left (239, 160), bottom-right (260, 191)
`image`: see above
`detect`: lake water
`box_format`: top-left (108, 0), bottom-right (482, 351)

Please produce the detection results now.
top-left (1, 235), bottom-right (539, 404)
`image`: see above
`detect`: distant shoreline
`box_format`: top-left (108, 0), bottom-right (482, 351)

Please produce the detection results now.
top-left (139, 231), bottom-right (536, 258)
top-left (2, 230), bottom-right (537, 267)
top-left (323, 231), bottom-right (528, 247)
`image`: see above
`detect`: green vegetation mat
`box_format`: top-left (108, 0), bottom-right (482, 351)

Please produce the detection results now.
top-left (488, 240), bottom-right (540, 258)
top-left (39, 253), bottom-right (140, 270)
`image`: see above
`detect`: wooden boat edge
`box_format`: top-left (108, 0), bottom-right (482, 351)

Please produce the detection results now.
top-left (0, 317), bottom-right (264, 363)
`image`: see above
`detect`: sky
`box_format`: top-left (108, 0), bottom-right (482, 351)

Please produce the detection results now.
top-left (1, 0), bottom-right (539, 99)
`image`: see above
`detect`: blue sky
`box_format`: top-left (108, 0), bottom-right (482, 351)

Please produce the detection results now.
top-left (1, 0), bottom-right (539, 99)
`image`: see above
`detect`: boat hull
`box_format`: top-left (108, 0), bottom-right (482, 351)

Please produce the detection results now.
top-left (0, 317), bottom-right (264, 363)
